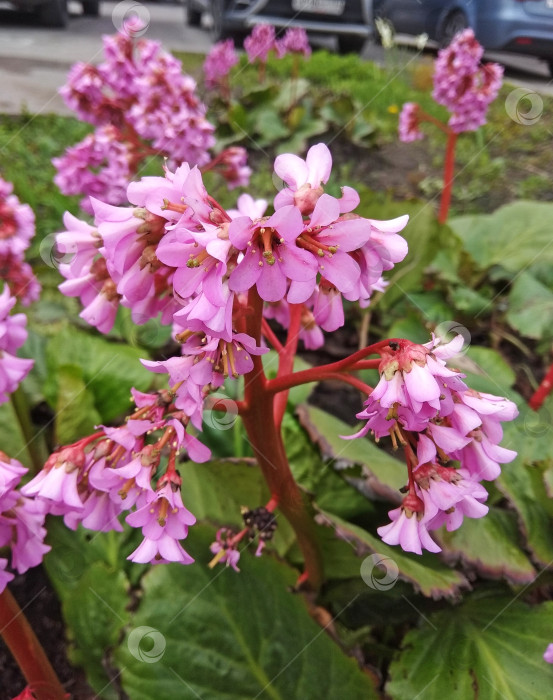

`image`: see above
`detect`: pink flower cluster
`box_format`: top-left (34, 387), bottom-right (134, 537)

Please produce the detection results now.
top-left (0, 177), bottom-right (40, 305)
top-left (57, 142), bottom-right (408, 357)
top-left (398, 102), bottom-right (424, 143)
top-left (203, 39), bottom-right (239, 88)
top-left (276, 27), bottom-right (311, 58)
top-left (21, 387), bottom-right (210, 565)
top-left (244, 24), bottom-right (277, 64)
top-left (243, 24), bottom-right (311, 64)
top-left (0, 452), bottom-right (50, 593)
top-left (0, 285), bottom-right (34, 404)
top-left (433, 29), bottom-right (503, 133)
top-left (351, 335), bottom-right (518, 555)
top-left (54, 29), bottom-right (216, 209)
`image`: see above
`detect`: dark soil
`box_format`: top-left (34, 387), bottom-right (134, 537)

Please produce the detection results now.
top-left (0, 566), bottom-right (95, 699)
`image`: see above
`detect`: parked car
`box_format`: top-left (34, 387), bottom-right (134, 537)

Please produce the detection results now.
top-left (185, 0), bottom-right (372, 53)
top-left (11, 0), bottom-right (99, 27)
top-left (373, 0), bottom-right (553, 73)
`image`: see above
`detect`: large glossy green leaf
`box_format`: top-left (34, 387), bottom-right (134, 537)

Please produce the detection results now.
top-left (44, 520), bottom-right (131, 698)
top-left (449, 201), bottom-right (553, 273)
top-left (497, 458), bottom-right (553, 566)
top-left (506, 271), bottom-right (553, 340)
top-left (44, 327), bottom-right (153, 423)
top-left (438, 508), bottom-right (535, 584)
top-left (0, 399), bottom-right (29, 466)
top-left (387, 596), bottom-right (553, 699)
top-left (64, 563), bottom-right (130, 697)
top-left (54, 365), bottom-right (102, 444)
top-left (296, 404), bottom-right (406, 503)
top-left (114, 527), bottom-right (379, 700)
top-left (317, 509), bottom-right (469, 599)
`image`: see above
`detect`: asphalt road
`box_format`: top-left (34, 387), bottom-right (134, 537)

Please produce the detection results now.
top-left (0, 1), bottom-right (552, 116)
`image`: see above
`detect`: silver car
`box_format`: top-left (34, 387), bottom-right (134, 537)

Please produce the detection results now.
top-left (185, 0), bottom-right (373, 54)
top-left (373, 0), bottom-right (553, 73)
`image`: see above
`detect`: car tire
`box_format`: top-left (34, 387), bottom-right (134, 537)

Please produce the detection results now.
top-left (548, 60), bottom-right (553, 78)
top-left (38, 0), bottom-right (68, 27)
top-left (438, 10), bottom-right (468, 47)
top-left (337, 34), bottom-right (367, 54)
top-left (185, 0), bottom-right (203, 27)
top-left (81, 0), bottom-right (99, 16)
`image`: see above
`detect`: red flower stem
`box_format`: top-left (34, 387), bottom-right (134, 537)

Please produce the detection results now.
top-left (347, 359), bottom-right (381, 371)
top-left (240, 289), bottom-right (323, 591)
top-left (265, 339), bottom-right (397, 396)
top-left (529, 361), bottom-right (553, 410)
top-left (0, 588), bottom-right (66, 699)
top-left (322, 372), bottom-right (373, 395)
top-left (438, 130), bottom-right (458, 224)
top-left (417, 108), bottom-right (450, 135)
top-left (261, 318), bottom-right (284, 352)
top-left (274, 304), bottom-right (302, 428)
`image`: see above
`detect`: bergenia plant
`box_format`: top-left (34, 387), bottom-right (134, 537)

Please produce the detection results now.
top-left (54, 25), bottom-right (249, 214)
top-left (398, 29), bottom-right (503, 222)
top-left (0, 177), bottom-right (40, 305)
top-left (24, 142), bottom-right (516, 585)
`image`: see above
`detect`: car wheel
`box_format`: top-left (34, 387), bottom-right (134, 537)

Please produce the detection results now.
top-left (81, 0), bottom-right (99, 16)
top-left (438, 10), bottom-right (468, 47)
top-left (337, 34), bottom-right (367, 54)
top-left (38, 0), bottom-right (68, 27)
top-left (185, 0), bottom-right (202, 27)
top-left (548, 60), bottom-right (553, 78)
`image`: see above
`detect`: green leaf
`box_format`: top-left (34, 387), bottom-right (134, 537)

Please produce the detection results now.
top-left (506, 271), bottom-right (553, 340)
top-left (54, 365), bottom-right (102, 444)
top-left (317, 509), bottom-right (469, 599)
top-left (387, 596), bottom-right (553, 699)
top-left (497, 459), bottom-right (553, 566)
top-left (455, 345), bottom-right (516, 396)
top-left (438, 508), bottom-right (536, 584)
top-left (449, 201), bottom-right (553, 273)
top-left (64, 563), bottom-right (130, 697)
top-left (0, 399), bottom-right (29, 466)
top-left (296, 404), bottom-right (406, 502)
top-left (180, 458), bottom-right (267, 525)
top-left (44, 519), bottom-right (131, 698)
top-left (282, 411), bottom-right (374, 520)
top-left (44, 328), bottom-right (153, 424)
top-left (114, 527), bottom-right (379, 700)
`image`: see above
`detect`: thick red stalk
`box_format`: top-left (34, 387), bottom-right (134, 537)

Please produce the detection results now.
top-left (240, 290), bottom-right (323, 590)
top-left (529, 361), bottom-right (553, 411)
top-left (274, 304), bottom-right (302, 428)
top-left (438, 130), bottom-right (458, 224)
top-left (266, 356), bottom-right (384, 396)
top-left (0, 588), bottom-right (66, 699)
